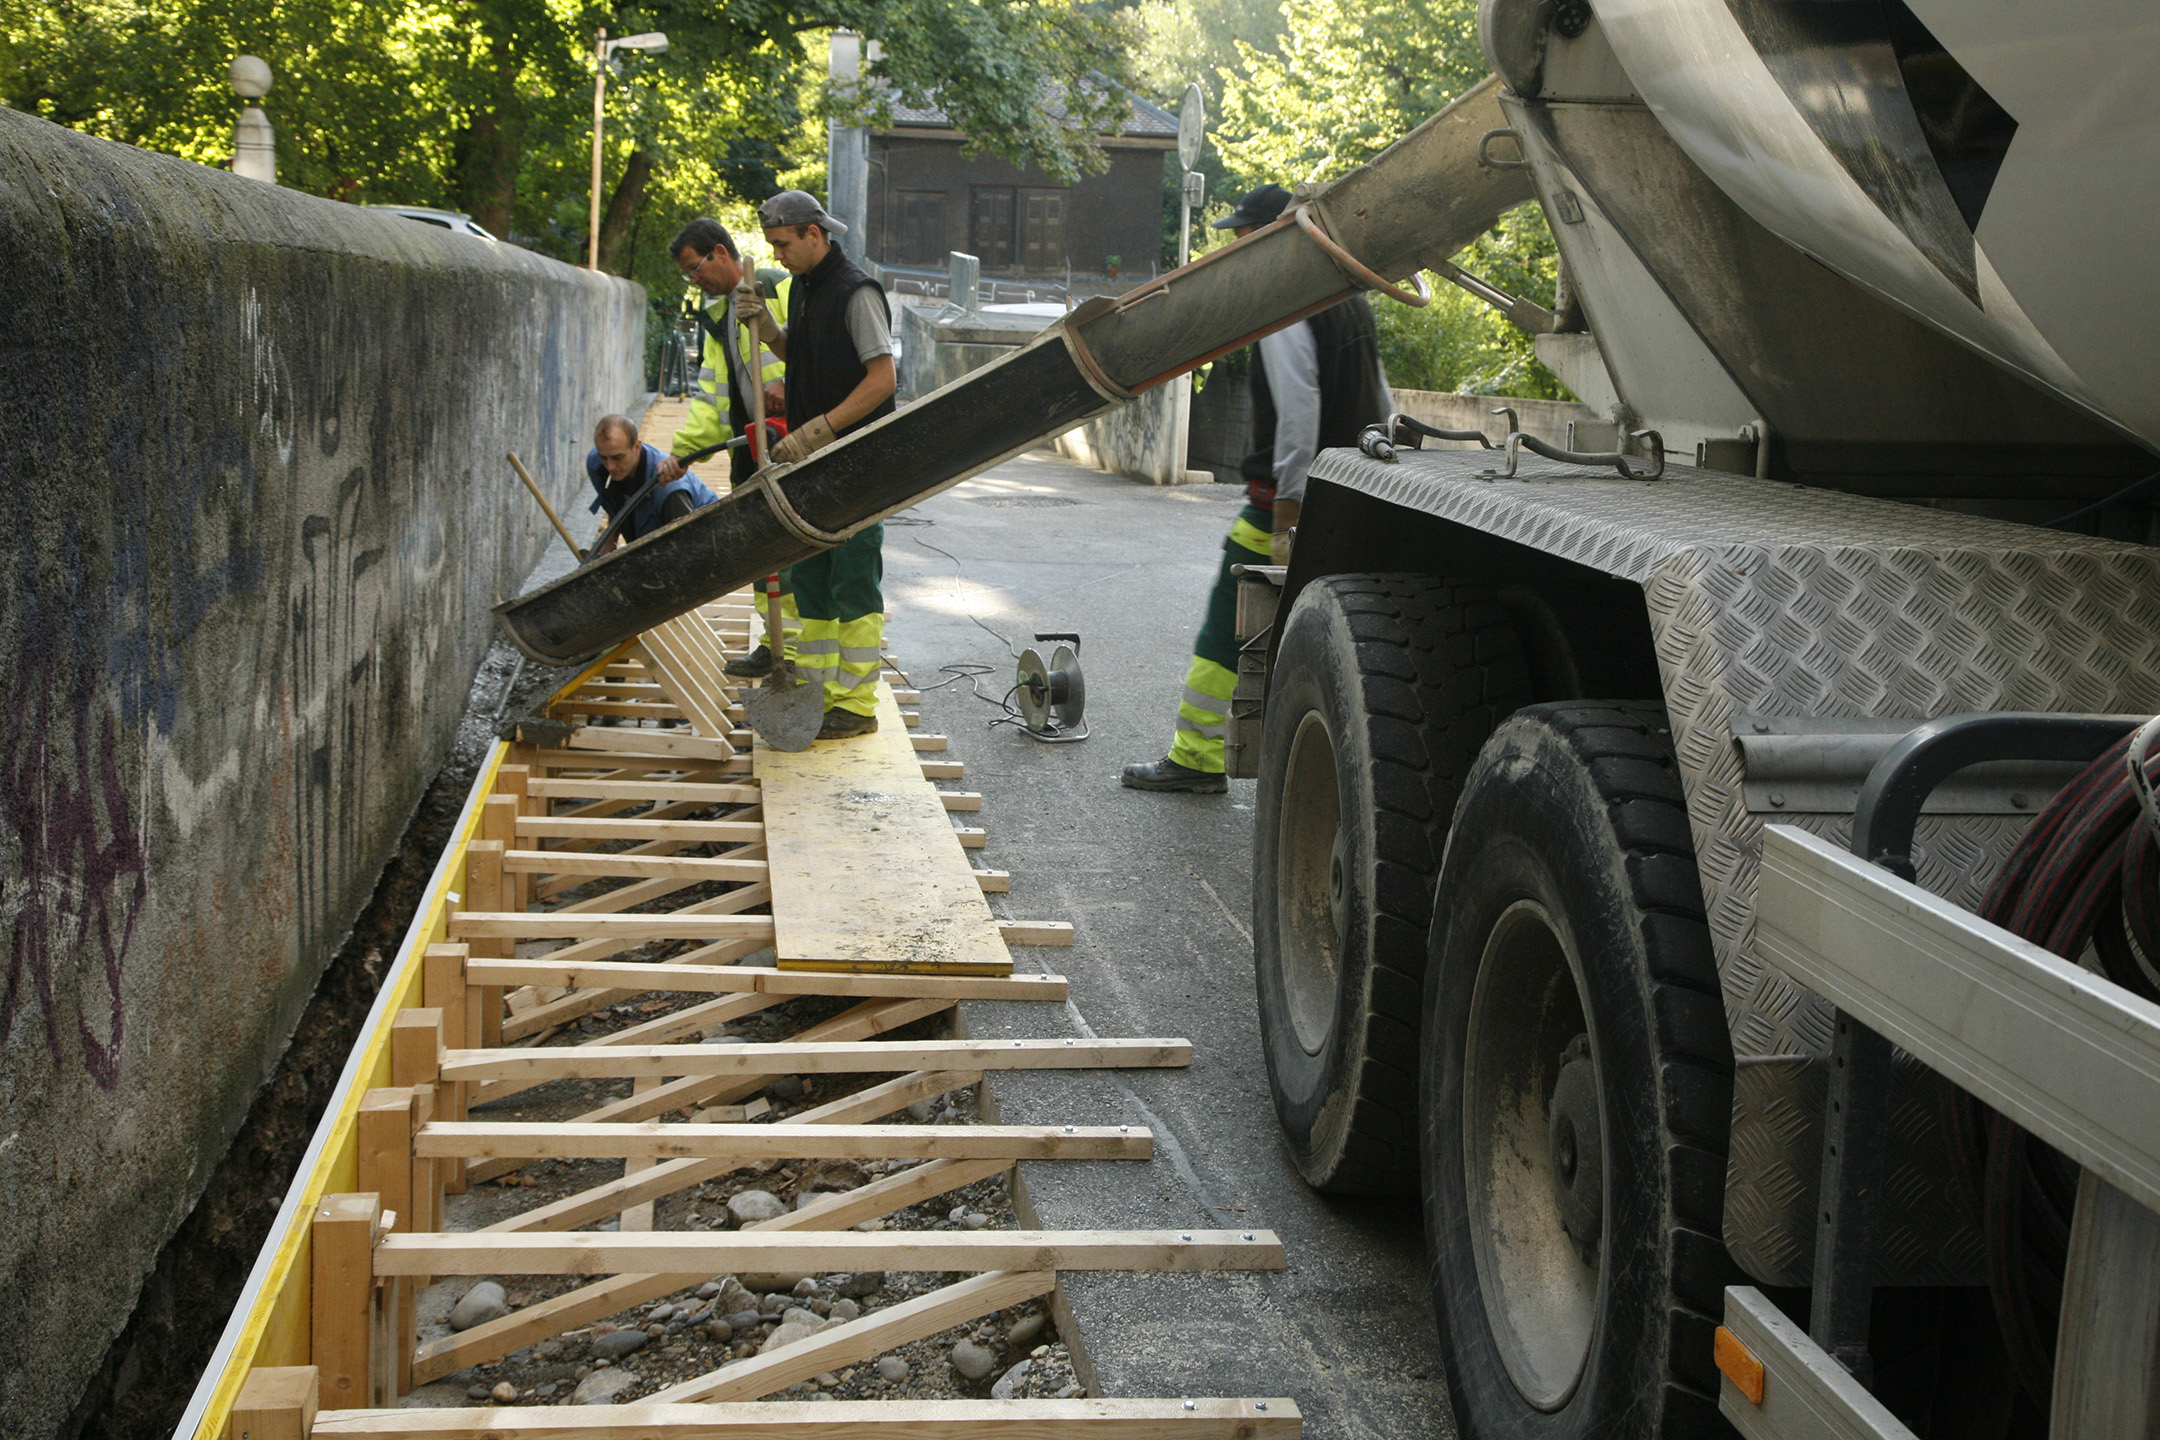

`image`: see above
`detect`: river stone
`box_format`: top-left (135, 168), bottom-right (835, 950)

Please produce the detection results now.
top-left (727, 1190), bottom-right (787, 1223)
top-left (761, 1319), bottom-right (823, 1353)
top-left (828, 1298), bottom-right (859, 1321)
top-left (834, 1271), bottom-right (885, 1298)
top-left (875, 1356), bottom-right (910, 1382)
top-left (590, 1329), bottom-right (649, 1361)
top-left (449, 1282), bottom-right (509, 1332)
top-left (1006, 1313), bottom-right (1047, 1351)
top-left (949, 1341), bottom-right (996, 1381)
top-left (572, 1368), bottom-right (639, 1405)
top-left (782, 1306), bottom-right (822, 1328)
top-left (724, 1309), bottom-right (763, 1331)
top-left (992, 1359), bottom-right (1032, 1400)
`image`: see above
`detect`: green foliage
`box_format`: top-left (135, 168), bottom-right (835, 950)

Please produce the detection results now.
top-left (1210, 0), bottom-right (1480, 185)
top-left (1377, 205), bottom-right (1570, 399)
top-left (1129, 0), bottom-right (1280, 108)
top-left (0, 0), bottom-right (1134, 308)
top-left (1136, 0), bottom-right (1571, 399)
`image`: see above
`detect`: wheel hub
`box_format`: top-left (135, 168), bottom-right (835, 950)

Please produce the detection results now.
top-left (1277, 712), bottom-right (1345, 1057)
top-left (1548, 1034), bottom-right (1603, 1266)
top-left (1462, 900), bottom-right (1600, 1412)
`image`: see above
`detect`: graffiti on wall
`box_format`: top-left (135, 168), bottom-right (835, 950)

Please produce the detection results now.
top-left (0, 627), bottom-right (147, 1090)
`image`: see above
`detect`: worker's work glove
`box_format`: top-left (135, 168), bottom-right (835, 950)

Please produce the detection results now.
top-left (769, 413), bottom-right (837, 465)
top-left (734, 286), bottom-right (777, 340)
top-left (1269, 497), bottom-right (1300, 565)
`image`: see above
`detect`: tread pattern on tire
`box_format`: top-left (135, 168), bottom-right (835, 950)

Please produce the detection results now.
top-left (1268, 574), bottom-right (1529, 1193)
top-left (1520, 700), bottom-right (1735, 1435)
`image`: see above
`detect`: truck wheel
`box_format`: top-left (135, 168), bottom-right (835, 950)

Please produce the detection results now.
top-left (1254, 575), bottom-right (1527, 1195)
top-left (1422, 703), bottom-right (1734, 1438)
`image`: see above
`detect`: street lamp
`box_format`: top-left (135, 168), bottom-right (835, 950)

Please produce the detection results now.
top-left (589, 30), bottom-right (668, 270)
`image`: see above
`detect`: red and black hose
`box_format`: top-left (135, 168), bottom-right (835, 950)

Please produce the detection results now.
top-left (1953, 722), bottom-right (2160, 1408)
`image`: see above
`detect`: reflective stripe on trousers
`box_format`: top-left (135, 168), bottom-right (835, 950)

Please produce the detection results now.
top-left (1165, 504), bottom-right (1272, 774)
top-left (794, 615), bottom-right (884, 716)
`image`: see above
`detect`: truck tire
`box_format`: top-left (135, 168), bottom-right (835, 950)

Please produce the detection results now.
top-left (1254, 574), bottom-right (1528, 1195)
top-left (1422, 703), bottom-right (1734, 1438)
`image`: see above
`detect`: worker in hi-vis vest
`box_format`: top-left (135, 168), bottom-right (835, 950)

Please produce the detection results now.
top-left (667, 215), bottom-right (798, 678)
top-left (1124, 183), bottom-right (1392, 792)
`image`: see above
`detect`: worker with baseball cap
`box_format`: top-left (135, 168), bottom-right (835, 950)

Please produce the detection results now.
top-left (1124, 181), bottom-right (1392, 791)
top-left (733, 189), bottom-right (898, 740)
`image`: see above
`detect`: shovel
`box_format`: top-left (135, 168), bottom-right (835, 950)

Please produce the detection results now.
top-left (735, 285), bottom-right (826, 751)
top-left (743, 572), bottom-right (825, 749)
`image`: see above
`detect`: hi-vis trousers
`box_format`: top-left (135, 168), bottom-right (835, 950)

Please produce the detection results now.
top-left (1166, 504), bottom-right (1271, 773)
top-left (791, 523), bottom-right (885, 716)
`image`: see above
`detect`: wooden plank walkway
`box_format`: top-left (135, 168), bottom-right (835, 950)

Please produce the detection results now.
top-left (761, 685), bottom-right (1015, 975)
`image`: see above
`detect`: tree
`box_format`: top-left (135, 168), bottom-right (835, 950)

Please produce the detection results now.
top-left (0, 0), bottom-right (1137, 278)
top-left (1188, 0), bottom-right (1569, 398)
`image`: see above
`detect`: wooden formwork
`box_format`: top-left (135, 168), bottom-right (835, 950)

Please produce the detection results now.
top-left (184, 593), bottom-right (1297, 1439)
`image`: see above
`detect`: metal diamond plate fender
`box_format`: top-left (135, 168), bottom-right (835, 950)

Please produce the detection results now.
top-left (1305, 445), bottom-right (2160, 1280)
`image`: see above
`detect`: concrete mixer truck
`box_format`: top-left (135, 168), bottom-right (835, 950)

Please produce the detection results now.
top-left (497, 3), bottom-right (2160, 1435)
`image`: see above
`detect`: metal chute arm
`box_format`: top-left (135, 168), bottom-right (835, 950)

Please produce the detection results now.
top-left (493, 76), bottom-right (1531, 666)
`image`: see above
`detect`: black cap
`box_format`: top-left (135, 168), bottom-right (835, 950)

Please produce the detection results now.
top-left (1210, 183), bottom-right (1292, 230)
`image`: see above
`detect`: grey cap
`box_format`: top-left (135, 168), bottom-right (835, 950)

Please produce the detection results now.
top-left (758, 190), bottom-right (848, 236)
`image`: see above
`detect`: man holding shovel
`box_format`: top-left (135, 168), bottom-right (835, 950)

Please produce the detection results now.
top-left (735, 189), bottom-right (898, 741)
top-left (667, 216), bottom-right (800, 679)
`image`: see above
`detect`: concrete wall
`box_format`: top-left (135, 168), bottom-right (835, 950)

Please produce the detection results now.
top-left (1051, 388), bottom-right (1185, 485)
top-left (0, 110), bottom-right (642, 1433)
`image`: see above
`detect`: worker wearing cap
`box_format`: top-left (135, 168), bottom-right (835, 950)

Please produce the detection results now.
top-left (664, 216), bottom-right (801, 679)
top-left (1124, 182), bottom-right (1392, 793)
top-left (734, 190), bottom-right (898, 741)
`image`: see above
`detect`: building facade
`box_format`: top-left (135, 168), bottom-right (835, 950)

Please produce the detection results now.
top-left (864, 95), bottom-right (1176, 281)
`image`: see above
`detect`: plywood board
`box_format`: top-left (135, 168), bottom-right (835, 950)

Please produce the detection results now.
top-left (760, 685), bottom-right (1013, 975)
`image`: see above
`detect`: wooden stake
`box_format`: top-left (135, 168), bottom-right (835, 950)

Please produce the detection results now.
top-left (420, 949), bottom-right (470, 1194)
top-left (226, 1365), bottom-right (317, 1440)
top-left (312, 1194), bottom-right (380, 1409)
top-left (462, 842), bottom-right (507, 1048)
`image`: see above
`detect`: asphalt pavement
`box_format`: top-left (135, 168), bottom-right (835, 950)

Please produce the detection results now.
top-left (880, 448), bottom-right (1458, 1440)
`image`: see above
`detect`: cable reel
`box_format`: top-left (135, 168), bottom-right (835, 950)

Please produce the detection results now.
top-left (1014, 632), bottom-right (1088, 743)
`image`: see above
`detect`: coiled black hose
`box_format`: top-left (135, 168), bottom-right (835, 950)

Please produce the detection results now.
top-left (1954, 722), bottom-right (2160, 1408)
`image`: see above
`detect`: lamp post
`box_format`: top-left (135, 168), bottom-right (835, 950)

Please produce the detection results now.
top-left (230, 55), bottom-right (275, 184)
top-left (1172, 82), bottom-right (1205, 482)
top-left (589, 29), bottom-right (668, 270)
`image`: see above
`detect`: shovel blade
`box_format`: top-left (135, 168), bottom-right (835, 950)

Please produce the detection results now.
top-left (743, 663), bottom-right (826, 751)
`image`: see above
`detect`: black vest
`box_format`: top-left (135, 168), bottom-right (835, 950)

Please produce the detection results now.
top-left (1241, 295), bottom-right (1387, 506)
top-left (783, 245), bottom-right (894, 439)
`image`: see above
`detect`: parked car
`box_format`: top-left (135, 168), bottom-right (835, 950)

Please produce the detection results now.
top-left (365, 205), bottom-right (499, 241)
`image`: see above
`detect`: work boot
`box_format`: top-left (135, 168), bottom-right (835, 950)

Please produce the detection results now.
top-left (1120, 758), bottom-right (1227, 794)
top-left (817, 707), bottom-right (879, 740)
top-left (726, 644), bottom-right (775, 679)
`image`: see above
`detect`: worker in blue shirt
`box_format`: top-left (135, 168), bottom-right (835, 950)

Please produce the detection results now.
top-left (585, 412), bottom-right (717, 550)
